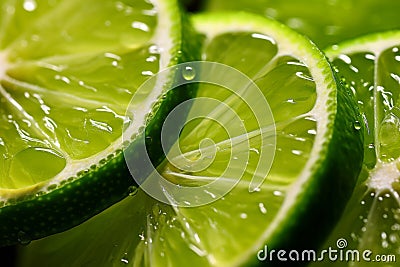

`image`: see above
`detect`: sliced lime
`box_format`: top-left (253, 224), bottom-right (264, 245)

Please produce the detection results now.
top-left (0, 0), bottom-right (199, 246)
top-left (17, 12), bottom-right (362, 266)
top-left (201, 0), bottom-right (400, 48)
top-left (309, 31), bottom-right (400, 266)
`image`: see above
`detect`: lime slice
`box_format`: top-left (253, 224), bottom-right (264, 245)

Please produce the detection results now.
top-left (17, 12), bottom-right (363, 266)
top-left (201, 0), bottom-right (400, 48)
top-left (308, 31), bottom-right (400, 266)
top-left (0, 0), bottom-right (199, 246)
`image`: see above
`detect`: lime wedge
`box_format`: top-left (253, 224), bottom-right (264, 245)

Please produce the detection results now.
top-left (0, 0), bottom-right (199, 246)
top-left (17, 12), bottom-right (363, 266)
top-left (201, 0), bottom-right (400, 48)
top-left (308, 31), bottom-right (400, 266)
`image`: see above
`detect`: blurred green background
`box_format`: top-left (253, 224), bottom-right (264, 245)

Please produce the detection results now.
top-left (185, 0), bottom-right (400, 48)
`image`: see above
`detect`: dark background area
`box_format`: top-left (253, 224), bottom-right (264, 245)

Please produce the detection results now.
top-left (0, 246), bottom-right (16, 267)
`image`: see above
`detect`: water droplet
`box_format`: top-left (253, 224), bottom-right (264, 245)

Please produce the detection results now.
top-left (189, 244), bottom-right (207, 257)
top-left (258, 203), bottom-right (267, 214)
top-left (17, 231), bottom-right (31, 245)
top-left (194, 233), bottom-right (201, 244)
top-left (295, 71), bottom-right (314, 81)
top-left (389, 234), bottom-right (398, 243)
top-left (182, 66), bottom-right (196, 81)
top-left (353, 120), bottom-right (362, 130)
top-left (382, 240), bottom-right (389, 248)
top-left (128, 186), bottom-right (138, 196)
top-left (149, 45), bottom-right (160, 54)
top-left (307, 129), bottom-right (317, 135)
top-left (23, 0), bottom-right (37, 12)
top-left (131, 21), bottom-right (150, 32)
top-left (34, 193), bottom-right (44, 200)
top-left (291, 149), bottom-right (303, 156)
top-left (139, 232), bottom-right (145, 241)
top-left (378, 112), bottom-right (400, 161)
top-left (142, 70), bottom-right (154, 76)
top-left (350, 232), bottom-right (358, 241)
top-left (250, 148), bottom-right (260, 155)
top-left (152, 204), bottom-right (161, 217)
top-left (368, 143), bottom-right (375, 150)
top-left (381, 232), bottom-right (388, 239)
top-left (365, 53), bottom-right (376, 60)
top-left (391, 223), bottom-right (400, 231)
top-left (120, 257), bottom-right (129, 264)
top-left (273, 190), bottom-right (284, 197)
top-left (54, 74), bottom-right (71, 84)
top-left (146, 55), bottom-right (158, 62)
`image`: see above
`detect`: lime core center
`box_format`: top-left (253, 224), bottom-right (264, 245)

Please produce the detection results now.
top-left (368, 160), bottom-right (400, 192)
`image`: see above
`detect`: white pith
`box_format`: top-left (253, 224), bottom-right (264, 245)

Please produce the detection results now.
top-left (0, 0), bottom-right (175, 200)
